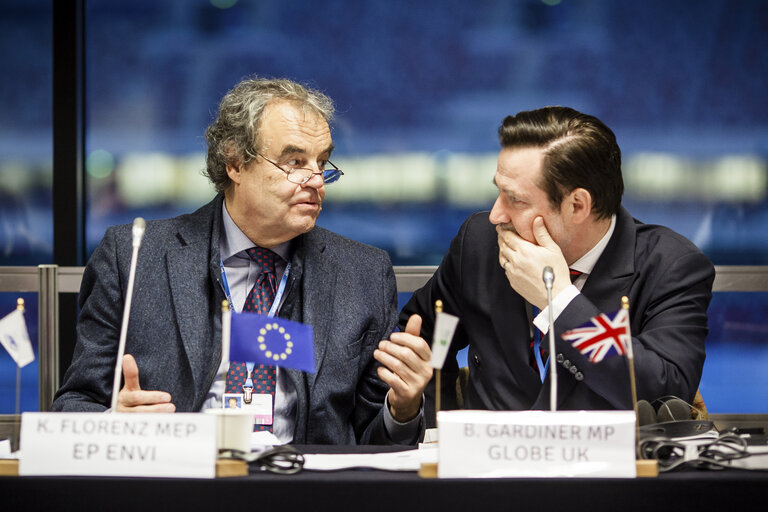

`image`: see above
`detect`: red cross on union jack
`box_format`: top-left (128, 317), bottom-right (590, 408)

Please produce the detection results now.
top-left (561, 309), bottom-right (630, 363)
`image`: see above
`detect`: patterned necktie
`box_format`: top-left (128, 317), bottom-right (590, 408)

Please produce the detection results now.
top-left (530, 268), bottom-right (585, 380)
top-left (569, 269), bottom-right (584, 283)
top-left (225, 247), bottom-right (279, 432)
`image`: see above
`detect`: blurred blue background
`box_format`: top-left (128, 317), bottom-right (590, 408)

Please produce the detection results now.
top-left (1, 0), bottom-right (767, 413)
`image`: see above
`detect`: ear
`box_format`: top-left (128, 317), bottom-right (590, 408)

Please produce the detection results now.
top-left (225, 161), bottom-right (243, 185)
top-left (223, 139), bottom-right (247, 186)
top-left (564, 187), bottom-right (593, 224)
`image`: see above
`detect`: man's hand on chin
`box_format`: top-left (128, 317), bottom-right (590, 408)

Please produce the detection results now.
top-left (497, 216), bottom-right (570, 309)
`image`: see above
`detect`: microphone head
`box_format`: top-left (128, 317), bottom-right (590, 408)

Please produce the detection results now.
top-left (132, 217), bottom-right (146, 245)
top-left (542, 266), bottom-right (554, 287)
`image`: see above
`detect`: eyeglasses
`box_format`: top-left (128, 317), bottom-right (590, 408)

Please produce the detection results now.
top-left (253, 151), bottom-right (344, 185)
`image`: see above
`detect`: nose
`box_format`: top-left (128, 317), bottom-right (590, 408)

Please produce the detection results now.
top-left (301, 172), bottom-right (325, 190)
top-left (489, 195), bottom-right (509, 225)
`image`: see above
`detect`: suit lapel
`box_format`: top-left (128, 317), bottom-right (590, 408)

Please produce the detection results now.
top-left (296, 231), bottom-right (333, 393)
top-left (166, 197), bottom-right (223, 406)
top-left (275, 230), bottom-right (331, 443)
top-left (539, 208), bottom-right (638, 409)
top-left (532, 208), bottom-right (638, 409)
top-left (581, 207), bottom-right (637, 311)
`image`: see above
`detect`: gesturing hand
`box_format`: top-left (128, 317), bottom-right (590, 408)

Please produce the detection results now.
top-left (497, 216), bottom-right (570, 308)
top-left (374, 314), bottom-right (432, 422)
top-left (116, 354), bottom-right (176, 413)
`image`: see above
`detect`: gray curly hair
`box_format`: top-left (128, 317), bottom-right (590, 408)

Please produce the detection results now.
top-left (204, 77), bottom-right (335, 193)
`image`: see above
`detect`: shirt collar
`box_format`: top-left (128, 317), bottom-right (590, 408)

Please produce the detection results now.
top-left (569, 214), bottom-right (616, 276)
top-left (219, 201), bottom-right (290, 263)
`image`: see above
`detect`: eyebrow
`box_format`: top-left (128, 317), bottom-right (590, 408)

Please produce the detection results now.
top-left (493, 176), bottom-right (527, 202)
top-left (278, 143), bottom-right (335, 159)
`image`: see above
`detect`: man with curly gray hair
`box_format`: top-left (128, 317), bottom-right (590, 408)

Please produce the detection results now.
top-left (204, 77), bottom-right (336, 195)
top-left (53, 76), bottom-right (431, 446)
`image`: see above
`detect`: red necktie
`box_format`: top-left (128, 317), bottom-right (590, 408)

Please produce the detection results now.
top-left (225, 247), bottom-right (278, 432)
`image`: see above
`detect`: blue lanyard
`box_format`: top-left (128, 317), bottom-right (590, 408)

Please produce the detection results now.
top-left (219, 259), bottom-right (291, 317)
top-left (531, 306), bottom-right (550, 383)
top-left (221, 257), bottom-right (291, 388)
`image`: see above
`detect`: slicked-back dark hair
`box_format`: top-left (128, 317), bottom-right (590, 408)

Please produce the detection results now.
top-left (498, 106), bottom-right (623, 219)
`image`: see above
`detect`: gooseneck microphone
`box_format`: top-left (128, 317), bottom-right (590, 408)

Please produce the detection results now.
top-left (110, 217), bottom-right (147, 412)
top-left (131, 218), bottom-right (146, 248)
top-left (542, 266), bottom-right (554, 288)
top-left (542, 266), bottom-right (557, 411)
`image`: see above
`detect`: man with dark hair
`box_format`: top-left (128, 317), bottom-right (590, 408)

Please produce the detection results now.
top-left (401, 106), bottom-right (714, 423)
top-left (53, 76), bottom-right (431, 445)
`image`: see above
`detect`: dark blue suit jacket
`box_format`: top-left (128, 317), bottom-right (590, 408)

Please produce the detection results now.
top-left (53, 195), bottom-right (406, 444)
top-left (401, 207), bottom-right (714, 424)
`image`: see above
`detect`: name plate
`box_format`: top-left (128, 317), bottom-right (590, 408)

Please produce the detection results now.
top-left (19, 412), bottom-right (217, 478)
top-left (438, 410), bottom-right (636, 478)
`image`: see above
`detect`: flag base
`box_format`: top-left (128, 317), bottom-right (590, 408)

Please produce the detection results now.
top-left (0, 459), bottom-right (18, 476)
top-left (635, 458), bottom-right (658, 477)
top-left (418, 462), bottom-right (437, 478)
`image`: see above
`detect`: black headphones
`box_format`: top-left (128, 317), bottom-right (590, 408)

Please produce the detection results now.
top-left (637, 396), bottom-right (704, 426)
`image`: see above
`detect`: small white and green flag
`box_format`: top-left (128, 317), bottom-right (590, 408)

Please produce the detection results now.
top-left (0, 308), bottom-right (34, 368)
top-left (430, 311), bottom-right (459, 369)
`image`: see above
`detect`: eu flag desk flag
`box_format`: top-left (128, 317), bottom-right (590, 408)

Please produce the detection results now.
top-left (561, 308), bottom-right (630, 363)
top-left (229, 312), bottom-right (315, 373)
top-left (0, 308), bottom-right (34, 368)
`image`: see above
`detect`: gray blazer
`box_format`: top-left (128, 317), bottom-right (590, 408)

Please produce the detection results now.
top-left (53, 195), bottom-right (405, 444)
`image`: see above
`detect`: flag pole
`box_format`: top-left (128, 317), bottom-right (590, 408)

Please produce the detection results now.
top-left (434, 300), bottom-right (443, 423)
top-left (14, 298), bottom-right (24, 451)
top-left (221, 300), bottom-right (231, 363)
top-left (221, 300), bottom-right (231, 409)
top-left (621, 296), bottom-right (641, 457)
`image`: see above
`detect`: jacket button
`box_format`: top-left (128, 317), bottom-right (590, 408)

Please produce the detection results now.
top-left (556, 353), bottom-right (564, 364)
top-left (575, 372), bottom-right (584, 381)
top-left (563, 359), bottom-right (571, 369)
top-left (473, 354), bottom-right (481, 367)
top-left (570, 365), bottom-right (578, 374)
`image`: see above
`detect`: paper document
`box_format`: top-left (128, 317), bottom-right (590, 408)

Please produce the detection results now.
top-left (0, 439), bottom-right (14, 458)
top-left (251, 431), bottom-right (283, 449)
top-left (303, 448), bottom-right (438, 471)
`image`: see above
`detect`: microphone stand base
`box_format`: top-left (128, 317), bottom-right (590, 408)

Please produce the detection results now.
top-left (216, 459), bottom-right (248, 478)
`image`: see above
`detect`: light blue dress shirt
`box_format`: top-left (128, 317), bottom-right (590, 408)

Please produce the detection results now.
top-left (202, 202), bottom-right (421, 444)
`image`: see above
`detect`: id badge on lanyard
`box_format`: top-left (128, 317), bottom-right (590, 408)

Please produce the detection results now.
top-left (220, 259), bottom-right (291, 425)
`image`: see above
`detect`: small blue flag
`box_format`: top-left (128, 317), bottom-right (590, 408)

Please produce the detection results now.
top-left (229, 312), bottom-right (315, 373)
